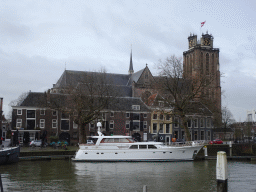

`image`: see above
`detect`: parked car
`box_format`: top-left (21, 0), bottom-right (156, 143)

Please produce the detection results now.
top-left (29, 140), bottom-right (43, 147)
top-left (209, 139), bottom-right (223, 144)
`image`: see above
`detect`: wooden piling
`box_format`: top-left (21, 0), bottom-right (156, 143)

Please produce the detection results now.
top-left (203, 145), bottom-right (208, 157)
top-left (216, 151), bottom-right (228, 192)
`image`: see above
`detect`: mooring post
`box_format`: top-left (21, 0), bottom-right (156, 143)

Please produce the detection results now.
top-left (0, 174), bottom-right (3, 192)
top-left (143, 185), bottom-right (147, 192)
top-left (229, 141), bottom-right (232, 157)
top-left (203, 145), bottom-right (208, 157)
top-left (216, 151), bottom-right (228, 192)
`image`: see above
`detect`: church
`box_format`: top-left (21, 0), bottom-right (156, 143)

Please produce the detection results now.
top-left (11, 33), bottom-right (220, 145)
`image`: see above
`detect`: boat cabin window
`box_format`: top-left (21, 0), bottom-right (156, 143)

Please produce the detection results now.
top-left (102, 138), bottom-right (133, 143)
top-left (139, 145), bottom-right (147, 149)
top-left (148, 145), bottom-right (157, 149)
top-left (129, 145), bottom-right (138, 149)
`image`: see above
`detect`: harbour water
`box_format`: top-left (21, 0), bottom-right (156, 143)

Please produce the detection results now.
top-left (1, 160), bottom-right (256, 192)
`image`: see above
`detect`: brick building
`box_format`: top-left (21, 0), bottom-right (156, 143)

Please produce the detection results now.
top-left (11, 34), bottom-right (218, 144)
top-left (183, 32), bottom-right (221, 126)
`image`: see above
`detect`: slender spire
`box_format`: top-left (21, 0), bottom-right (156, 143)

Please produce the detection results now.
top-left (129, 45), bottom-right (134, 74)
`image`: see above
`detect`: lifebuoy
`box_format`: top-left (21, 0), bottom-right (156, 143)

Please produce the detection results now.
top-left (160, 136), bottom-right (163, 140)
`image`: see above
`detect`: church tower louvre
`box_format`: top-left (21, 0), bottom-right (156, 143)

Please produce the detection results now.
top-left (183, 32), bottom-right (221, 126)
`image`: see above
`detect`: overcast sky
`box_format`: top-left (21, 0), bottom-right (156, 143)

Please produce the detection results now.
top-left (1, 0), bottom-right (256, 122)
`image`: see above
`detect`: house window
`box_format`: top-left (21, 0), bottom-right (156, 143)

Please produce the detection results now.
top-left (73, 121), bottom-right (78, 129)
top-left (52, 119), bottom-right (57, 128)
top-left (160, 114), bottom-right (164, 120)
top-left (52, 110), bottom-right (57, 116)
top-left (90, 122), bottom-right (95, 129)
top-left (181, 131), bottom-right (185, 139)
top-left (200, 118), bottom-right (205, 128)
top-left (126, 113), bottom-right (130, 118)
top-left (40, 119), bottom-right (45, 128)
top-left (207, 130), bottom-right (211, 140)
top-left (153, 114), bottom-right (157, 120)
top-left (174, 117), bottom-right (179, 128)
top-left (133, 113), bottom-right (140, 120)
top-left (61, 120), bottom-right (69, 131)
top-left (194, 131), bottom-right (198, 140)
top-left (27, 110), bottom-right (35, 118)
top-left (16, 119), bottom-right (22, 128)
top-left (133, 122), bottom-right (140, 131)
top-left (166, 124), bottom-right (170, 133)
top-left (17, 109), bottom-right (22, 115)
top-left (40, 109), bottom-right (45, 115)
top-left (110, 112), bottom-right (114, 117)
top-left (143, 121), bottom-right (147, 129)
top-left (126, 121), bottom-right (130, 129)
top-left (166, 114), bottom-right (170, 121)
top-left (200, 131), bottom-right (205, 140)
top-left (206, 118), bottom-right (211, 128)
top-left (153, 123), bottom-right (157, 133)
top-left (158, 101), bottom-right (164, 107)
top-left (110, 120), bottom-right (114, 129)
top-left (132, 105), bottom-right (140, 110)
top-left (159, 124), bottom-right (163, 133)
top-left (187, 118), bottom-right (192, 128)
top-left (194, 118), bottom-right (198, 128)
top-left (143, 114), bottom-right (147, 118)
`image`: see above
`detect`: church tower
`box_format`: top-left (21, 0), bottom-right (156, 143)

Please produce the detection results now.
top-left (183, 32), bottom-right (221, 125)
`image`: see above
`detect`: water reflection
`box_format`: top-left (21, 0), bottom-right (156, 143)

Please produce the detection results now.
top-left (0, 160), bottom-right (256, 191)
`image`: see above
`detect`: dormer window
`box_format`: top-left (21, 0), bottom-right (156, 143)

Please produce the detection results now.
top-left (159, 101), bottom-right (164, 107)
top-left (132, 105), bottom-right (140, 110)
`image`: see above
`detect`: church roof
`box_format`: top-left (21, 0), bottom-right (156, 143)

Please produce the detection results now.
top-left (54, 70), bottom-right (131, 89)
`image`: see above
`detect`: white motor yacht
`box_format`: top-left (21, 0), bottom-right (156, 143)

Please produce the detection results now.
top-left (72, 123), bottom-right (204, 162)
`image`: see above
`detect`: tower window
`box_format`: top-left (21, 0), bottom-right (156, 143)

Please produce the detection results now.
top-left (212, 54), bottom-right (214, 74)
top-left (206, 53), bottom-right (209, 75)
top-left (201, 52), bottom-right (203, 73)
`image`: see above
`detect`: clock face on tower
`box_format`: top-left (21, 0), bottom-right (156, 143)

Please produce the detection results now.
top-left (204, 38), bottom-right (211, 46)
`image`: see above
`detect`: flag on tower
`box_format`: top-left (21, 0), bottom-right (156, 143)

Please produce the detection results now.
top-left (201, 21), bottom-right (206, 27)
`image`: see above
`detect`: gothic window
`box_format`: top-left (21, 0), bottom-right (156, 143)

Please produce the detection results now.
top-left (190, 54), bottom-right (192, 75)
top-left (206, 53), bottom-right (209, 75)
top-left (192, 53), bottom-right (195, 74)
top-left (201, 52), bottom-right (203, 73)
top-left (212, 54), bottom-right (214, 74)
top-left (186, 56), bottom-right (189, 75)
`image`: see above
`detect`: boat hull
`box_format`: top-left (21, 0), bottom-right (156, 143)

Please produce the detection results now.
top-left (0, 146), bottom-right (20, 165)
top-left (72, 145), bottom-right (203, 162)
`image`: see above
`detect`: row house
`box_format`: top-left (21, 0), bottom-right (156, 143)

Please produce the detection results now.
top-left (12, 91), bottom-right (151, 145)
top-left (172, 101), bottom-right (213, 141)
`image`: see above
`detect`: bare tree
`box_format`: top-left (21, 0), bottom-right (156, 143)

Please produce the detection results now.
top-left (9, 92), bottom-right (29, 107)
top-left (47, 69), bottom-right (120, 143)
top-left (155, 55), bottom-right (216, 141)
top-left (222, 106), bottom-right (235, 129)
